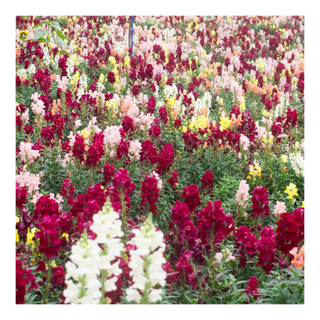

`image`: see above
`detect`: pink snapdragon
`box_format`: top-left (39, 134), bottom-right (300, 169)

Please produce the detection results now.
top-left (56, 75), bottom-right (69, 92)
top-left (152, 171), bottom-right (163, 190)
top-left (19, 142), bottom-right (40, 164)
top-left (129, 140), bottom-right (142, 160)
top-left (236, 180), bottom-right (250, 207)
top-left (30, 92), bottom-right (45, 118)
top-left (74, 119), bottom-right (82, 128)
top-left (16, 168), bottom-right (44, 195)
top-left (240, 134), bottom-right (250, 151)
top-left (273, 201), bottom-right (286, 218)
top-left (103, 126), bottom-right (122, 155)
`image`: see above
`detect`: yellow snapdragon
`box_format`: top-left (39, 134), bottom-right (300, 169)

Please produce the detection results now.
top-left (80, 129), bottom-right (90, 139)
top-left (284, 183), bottom-right (298, 200)
top-left (61, 233), bottom-right (69, 242)
top-left (98, 73), bottom-right (105, 83)
top-left (247, 162), bottom-right (262, 180)
top-left (26, 228), bottom-right (38, 247)
top-left (124, 56), bottom-right (130, 66)
top-left (108, 56), bottom-right (116, 65)
top-left (189, 116), bottom-right (209, 131)
top-left (219, 115), bottom-right (231, 131)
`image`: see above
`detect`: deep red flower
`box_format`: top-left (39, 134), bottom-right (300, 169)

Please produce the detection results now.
top-left (116, 140), bottom-right (129, 161)
top-left (235, 226), bottom-right (259, 267)
top-left (251, 185), bottom-right (270, 219)
top-left (60, 179), bottom-right (75, 205)
top-left (201, 170), bottom-right (214, 190)
top-left (86, 139), bottom-right (104, 167)
top-left (107, 71), bottom-right (116, 84)
top-left (167, 170), bottom-right (178, 189)
top-left (131, 85), bottom-right (140, 96)
top-left (197, 200), bottom-right (234, 246)
top-left (35, 215), bottom-right (62, 259)
top-left (32, 195), bottom-right (60, 224)
top-left (51, 266), bottom-right (66, 288)
top-left (140, 140), bottom-right (158, 165)
top-left (139, 174), bottom-right (160, 215)
top-left (276, 211), bottom-right (302, 255)
top-left (181, 184), bottom-right (201, 212)
top-left (121, 116), bottom-right (135, 135)
top-left (257, 226), bottom-right (276, 273)
top-left (159, 106), bottom-right (168, 124)
top-left (156, 143), bottom-right (175, 175)
top-left (16, 183), bottom-right (28, 209)
top-left (147, 96), bottom-right (156, 114)
top-left (72, 134), bottom-right (86, 162)
top-left (245, 276), bottom-right (260, 300)
top-left (103, 162), bottom-right (115, 185)
top-left (170, 200), bottom-right (190, 226)
top-left (16, 259), bottom-right (38, 304)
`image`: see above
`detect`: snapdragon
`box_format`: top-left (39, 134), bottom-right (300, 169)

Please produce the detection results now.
top-left (64, 198), bottom-right (124, 304)
top-left (126, 214), bottom-right (166, 304)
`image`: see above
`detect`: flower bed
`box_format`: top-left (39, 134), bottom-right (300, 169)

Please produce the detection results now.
top-left (15, 15), bottom-right (304, 304)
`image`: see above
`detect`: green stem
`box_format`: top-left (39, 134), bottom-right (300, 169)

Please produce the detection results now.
top-left (43, 259), bottom-right (53, 304)
top-left (99, 244), bottom-right (109, 304)
top-left (78, 275), bottom-right (87, 302)
top-left (140, 257), bottom-right (151, 304)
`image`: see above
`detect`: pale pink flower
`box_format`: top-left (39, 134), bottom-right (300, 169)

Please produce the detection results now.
top-left (273, 201), bottom-right (286, 217)
top-left (31, 191), bottom-right (41, 204)
top-left (152, 171), bottom-right (163, 190)
top-left (240, 134), bottom-right (250, 151)
top-left (19, 142), bottom-right (40, 164)
top-left (214, 252), bottom-right (223, 262)
top-left (16, 170), bottom-right (42, 195)
top-left (103, 126), bottom-right (122, 151)
top-left (56, 75), bottom-right (69, 92)
top-left (236, 180), bottom-right (250, 207)
top-left (74, 119), bottom-right (82, 128)
top-left (129, 140), bottom-right (142, 161)
top-left (21, 109), bottom-right (29, 124)
top-left (31, 97), bottom-right (45, 118)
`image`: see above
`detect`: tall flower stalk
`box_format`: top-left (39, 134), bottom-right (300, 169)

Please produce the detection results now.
top-left (126, 213), bottom-right (167, 304)
top-left (64, 198), bottom-right (124, 304)
top-left (90, 197), bottom-right (124, 303)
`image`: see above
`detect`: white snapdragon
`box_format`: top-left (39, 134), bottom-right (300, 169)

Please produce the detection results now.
top-left (64, 230), bottom-right (102, 304)
top-left (43, 46), bottom-right (51, 66)
top-left (289, 151), bottom-right (304, 177)
top-left (27, 64), bottom-right (36, 76)
top-left (90, 197), bottom-right (124, 291)
top-left (64, 198), bottom-right (124, 304)
top-left (77, 73), bottom-right (88, 100)
top-left (66, 56), bottom-right (75, 79)
top-left (126, 214), bottom-right (166, 304)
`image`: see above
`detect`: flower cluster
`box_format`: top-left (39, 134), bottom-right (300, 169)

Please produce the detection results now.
top-left (250, 185), bottom-right (270, 219)
top-left (15, 15), bottom-right (305, 305)
top-left (140, 174), bottom-right (160, 215)
top-left (275, 208), bottom-right (304, 255)
top-left (64, 198), bottom-right (124, 304)
top-left (126, 214), bottom-right (166, 304)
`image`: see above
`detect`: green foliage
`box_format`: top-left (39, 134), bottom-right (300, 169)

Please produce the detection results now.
top-left (41, 146), bottom-right (67, 194)
top-left (258, 268), bottom-right (304, 304)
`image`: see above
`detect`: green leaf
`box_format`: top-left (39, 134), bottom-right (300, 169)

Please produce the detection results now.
top-left (32, 22), bottom-right (44, 29)
top-left (59, 50), bottom-right (68, 54)
top-left (54, 37), bottom-right (68, 47)
top-left (34, 28), bottom-right (46, 40)
top-left (229, 274), bottom-right (236, 282)
top-left (55, 29), bottom-right (66, 40)
top-left (51, 21), bottom-right (62, 31)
